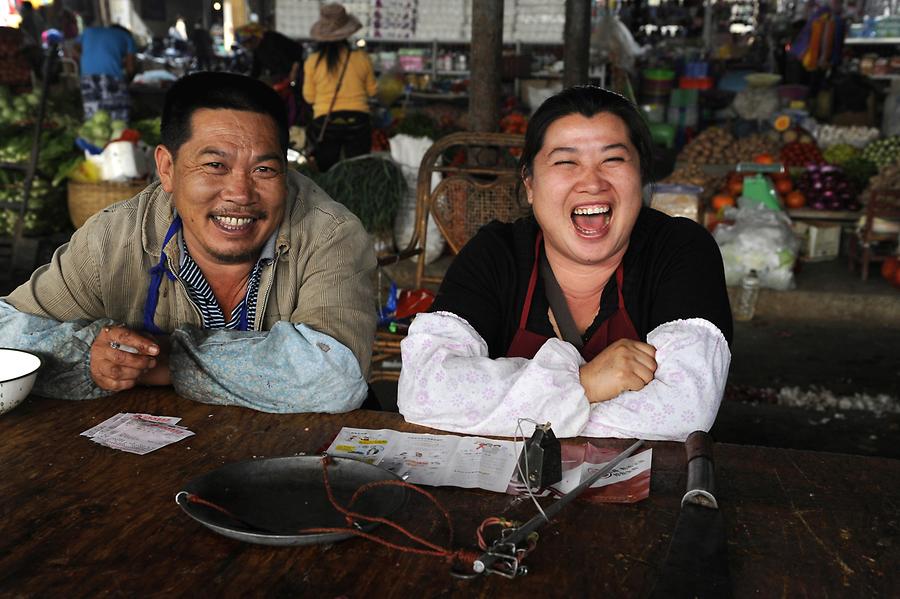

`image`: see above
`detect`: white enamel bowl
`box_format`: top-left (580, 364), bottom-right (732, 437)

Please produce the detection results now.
top-left (0, 348), bottom-right (41, 415)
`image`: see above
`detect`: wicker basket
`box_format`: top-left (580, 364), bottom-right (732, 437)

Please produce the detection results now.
top-left (67, 180), bottom-right (148, 228)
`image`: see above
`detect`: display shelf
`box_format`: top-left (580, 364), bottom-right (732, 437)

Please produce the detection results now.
top-left (366, 38), bottom-right (563, 95)
top-left (846, 37), bottom-right (900, 45)
top-left (408, 91), bottom-right (468, 101)
top-left (787, 208), bottom-right (862, 223)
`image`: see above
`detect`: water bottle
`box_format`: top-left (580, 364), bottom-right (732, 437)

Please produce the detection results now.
top-left (734, 270), bottom-right (760, 322)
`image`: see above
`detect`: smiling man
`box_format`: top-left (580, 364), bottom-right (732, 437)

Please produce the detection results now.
top-left (0, 72), bottom-right (376, 413)
top-left (397, 86), bottom-right (734, 440)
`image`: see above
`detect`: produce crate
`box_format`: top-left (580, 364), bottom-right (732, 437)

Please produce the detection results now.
top-left (793, 220), bottom-right (842, 262)
top-left (67, 179), bottom-right (147, 228)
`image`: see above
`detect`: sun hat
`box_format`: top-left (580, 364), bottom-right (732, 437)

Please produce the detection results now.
top-left (309, 3), bottom-right (362, 41)
top-left (235, 22), bottom-right (265, 44)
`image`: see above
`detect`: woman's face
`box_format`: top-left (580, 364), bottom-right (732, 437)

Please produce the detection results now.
top-left (524, 112), bottom-right (643, 269)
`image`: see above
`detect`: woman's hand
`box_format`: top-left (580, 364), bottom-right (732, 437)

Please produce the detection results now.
top-left (579, 339), bottom-right (657, 403)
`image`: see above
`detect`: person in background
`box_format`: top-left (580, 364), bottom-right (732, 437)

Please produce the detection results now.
top-left (44, 0), bottom-right (81, 60)
top-left (188, 22), bottom-right (214, 71)
top-left (18, 1), bottom-right (46, 47)
top-left (235, 22), bottom-right (308, 127)
top-left (44, 0), bottom-right (79, 39)
top-left (302, 3), bottom-right (376, 172)
top-left (16, 1), bottom-right (46, 74)
top-left (398, 86), bottom-right (733, 441)
top-left (76, 20), bottom-right (136, 121)
top-left (0, 72), bottom-right (376, 413)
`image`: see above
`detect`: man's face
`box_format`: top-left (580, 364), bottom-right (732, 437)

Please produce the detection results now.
top-left (155, 108), bottom-right (286, 267)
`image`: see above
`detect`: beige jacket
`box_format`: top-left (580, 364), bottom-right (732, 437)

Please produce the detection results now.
top-left (6, 169), bottom-right (377, 374)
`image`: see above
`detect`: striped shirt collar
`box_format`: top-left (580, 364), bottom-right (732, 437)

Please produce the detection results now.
top-left (176, 227), bottom-right (277, 330)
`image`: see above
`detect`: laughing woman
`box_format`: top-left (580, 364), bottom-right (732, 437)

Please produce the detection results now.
top-left (397, 86), bottom-right (733, 441)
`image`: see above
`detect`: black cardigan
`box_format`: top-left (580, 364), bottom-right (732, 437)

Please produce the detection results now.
top-left (430, 207), bottom-right (734, 359)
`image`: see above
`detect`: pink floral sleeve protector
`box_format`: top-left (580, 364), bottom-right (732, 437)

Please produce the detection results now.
top-left (397, 312), bottom-right (731, 441)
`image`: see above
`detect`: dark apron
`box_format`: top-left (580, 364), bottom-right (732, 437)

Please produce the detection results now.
top-left (506, 232), bottom-right (639, 361)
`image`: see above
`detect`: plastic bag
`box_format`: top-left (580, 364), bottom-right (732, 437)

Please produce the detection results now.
top-left (713, 203), bottom-right (800, 290)
top-left (590, 12), bottom-right (645, 72)
top-left (389, 133), bottom-right (446, 264)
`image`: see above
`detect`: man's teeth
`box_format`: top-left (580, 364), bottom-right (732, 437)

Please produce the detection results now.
top-left (572, 206), bottom-right (610, 216)
top-left (214, 216), bottom-right (254, 227)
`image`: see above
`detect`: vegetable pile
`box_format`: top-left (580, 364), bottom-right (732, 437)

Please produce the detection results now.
top-left (780, 142), bottom-right (824, 167)
top-left (77, 110), bottom-right (128, 149)
top-left (0, 171), bottom-right (69, 236)
top-left (0, 86), bottom-right (40, 125)
top-left (860, 136), bottom-right (900, 168)
top-left (678, 126), bottom-right (780, 165)
top-left (298, 156), bottom-right (406, 235)
top-left (813, 124), bottom-right (880, 149)
top-left (822, 143), bottom-right (859, 166)
top-left (0, 85), bottom-right (83, 238)
top-left (795, 165), bottom-right (859, 211)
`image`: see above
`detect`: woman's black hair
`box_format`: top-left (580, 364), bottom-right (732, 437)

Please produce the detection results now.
top-left (160, 71), bottom-right (288, 159)
top-left (518, 85), bottom-right (654, 186)
top-left (314, 40), bottom-right (352, 74)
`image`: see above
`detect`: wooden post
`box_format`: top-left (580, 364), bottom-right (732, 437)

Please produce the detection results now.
top-left (469, 0), bottom-right (504, 132)
top-left (563, 0), bottom-right (591, 88)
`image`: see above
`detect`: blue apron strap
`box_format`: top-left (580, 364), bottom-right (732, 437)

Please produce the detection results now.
top-left (238, 300), bottom-right (249, 331)
top-left (143, 215), bottom-right (182, 335)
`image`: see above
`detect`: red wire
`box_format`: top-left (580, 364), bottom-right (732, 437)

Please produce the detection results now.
top-left (184, 456), bottom-right (536, 572)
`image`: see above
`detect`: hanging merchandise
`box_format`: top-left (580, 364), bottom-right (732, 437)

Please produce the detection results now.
top-left (789, 3), bottom-right (846, 72)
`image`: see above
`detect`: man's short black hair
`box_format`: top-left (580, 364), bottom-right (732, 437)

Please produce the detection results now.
top-left (160, 72), bottom-right (289, 159)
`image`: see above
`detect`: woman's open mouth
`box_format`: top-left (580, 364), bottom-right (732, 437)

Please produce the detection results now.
top-left (571, 204), bottom-right (611, 236)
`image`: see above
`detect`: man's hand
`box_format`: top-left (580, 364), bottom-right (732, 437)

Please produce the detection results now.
top-left (579, 339), bottom-right (658, 404)
top-left (89, 325), bottom-right (160, 392)
top-left (137, 335), bottom-right (171, 387)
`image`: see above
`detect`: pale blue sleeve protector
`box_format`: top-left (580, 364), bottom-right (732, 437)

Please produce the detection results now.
top-left (0, 299), bottom-right (114, 400)
top-left (169, 321), bottom-right (368, 413)
top-left (0, 300), bottom-right (367, 412)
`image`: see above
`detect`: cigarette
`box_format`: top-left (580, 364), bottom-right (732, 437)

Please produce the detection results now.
top-left (109, 341), bottom-right (140, 354)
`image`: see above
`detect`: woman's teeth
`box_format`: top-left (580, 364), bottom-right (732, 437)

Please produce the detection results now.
top-left (572, 206), bottom-right (610, 216)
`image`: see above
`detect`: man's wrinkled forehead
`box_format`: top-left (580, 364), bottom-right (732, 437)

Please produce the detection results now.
top-left (181, 108), bottom-right (286, 161)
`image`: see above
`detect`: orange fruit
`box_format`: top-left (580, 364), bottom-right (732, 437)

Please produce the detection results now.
top-left (727, 178), bottom-right (743, 197)
top-left (774, 178), bottom-right (793, 194)
top-left (785, 190), bottom-right (806, 209)
top-left (753, 153), bottom-right (775, 164)
top-left (712, 194), bottom-right (736, 211)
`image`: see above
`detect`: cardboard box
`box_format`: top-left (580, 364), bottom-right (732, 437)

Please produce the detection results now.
top-left (651, 184), bottom-right (703, 223)
top-left (793, 220), bottom-right (842, 261)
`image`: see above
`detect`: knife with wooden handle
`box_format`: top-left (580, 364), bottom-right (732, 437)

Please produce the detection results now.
top-left (649, 430), bottom-right (732, 598)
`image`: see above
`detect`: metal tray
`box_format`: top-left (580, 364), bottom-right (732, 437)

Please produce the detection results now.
top-left (175, 455), bottom-right (407, 546)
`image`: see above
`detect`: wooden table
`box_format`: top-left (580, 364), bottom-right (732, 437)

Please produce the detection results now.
top-left (1, 388), bottom-right (897, 597)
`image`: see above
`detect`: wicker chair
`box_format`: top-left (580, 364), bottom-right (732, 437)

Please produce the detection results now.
top-left (371, 131), bottom-right (528, 382)
top-left (847, 189), bottom-right (900, 280)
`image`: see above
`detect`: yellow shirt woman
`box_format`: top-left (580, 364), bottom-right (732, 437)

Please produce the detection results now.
top-left (302, 48), bottom-right (377, 118)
